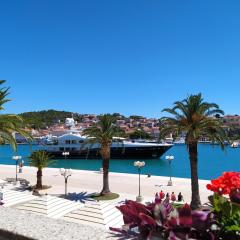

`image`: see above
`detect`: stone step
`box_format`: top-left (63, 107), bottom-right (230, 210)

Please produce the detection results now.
top-left (16, 196), bottom-right (83, 218)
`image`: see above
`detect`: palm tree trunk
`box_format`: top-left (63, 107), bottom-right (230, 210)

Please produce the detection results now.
top-left (36, 169), bottom-right (43, 189)
top-left (100, 145), bottom-right (111, 195)
top-left (188, 142), bottom-right (201, 209)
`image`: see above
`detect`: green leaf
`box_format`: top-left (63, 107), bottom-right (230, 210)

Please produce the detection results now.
top-left (231, 202), bottom-right (240, 215)
top-left (221, 201), bottom-right (231, 217)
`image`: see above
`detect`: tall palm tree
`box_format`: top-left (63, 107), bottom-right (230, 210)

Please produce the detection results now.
top-left (161, 94), bottom-right (227, 209)
top-left (83, 114), bottom-right (123, 195)
top-left (0, 80), bottom-right (31, 150)
top-left (29, 150), bottom-right (54, 189)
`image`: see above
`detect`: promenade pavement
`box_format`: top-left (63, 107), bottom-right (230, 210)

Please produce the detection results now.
top-left (0, 164), bottom-right (211, 204)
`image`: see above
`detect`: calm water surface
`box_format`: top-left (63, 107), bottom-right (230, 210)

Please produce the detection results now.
top-left (0, 144), bottom-right (239, 180)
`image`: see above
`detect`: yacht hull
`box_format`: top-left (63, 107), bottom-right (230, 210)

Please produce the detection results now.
top-left (46, 145), bottom-right (172, 159)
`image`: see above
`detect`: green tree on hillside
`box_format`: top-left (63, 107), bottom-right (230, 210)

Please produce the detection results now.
top-left (20, 110), bottom-right (73, 129)
top-left (129, 129), bottom-right (152, 139)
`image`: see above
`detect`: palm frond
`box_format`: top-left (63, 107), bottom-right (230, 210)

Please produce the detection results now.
top-left (0, 81), bottom-right (33, 150)
top-left (161, 93), bottom-right (227, 145)
top-left (82, 114), bottom-right (124, 147)
top-left (29, 150), bottom-right (54, 170)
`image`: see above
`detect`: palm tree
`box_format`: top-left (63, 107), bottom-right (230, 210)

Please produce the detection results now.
top-left (161, 94), bottom-right (227, 209)
top-left (0, 80), bottom-right (31, 150)
top-left (83, 114), bottom-right (123, 195)
top-left (29, 150), bottom-right (54, 189)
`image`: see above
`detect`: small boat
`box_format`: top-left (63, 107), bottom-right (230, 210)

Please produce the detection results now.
top-left (231, 142), bottom-right (239, 148)
top-left (164, 137), bottom-right (174, 144)
top-left (173, 137), bottom-right (185, 145)
top-left (198, 140), bottom-right (212, 144)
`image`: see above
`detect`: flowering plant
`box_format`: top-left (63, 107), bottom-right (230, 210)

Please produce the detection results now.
top-left (207, 172), bottom-right (240, 239)
top-left (206, 171), bottom-right (240, 195)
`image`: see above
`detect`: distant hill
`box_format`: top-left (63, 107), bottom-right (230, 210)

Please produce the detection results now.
top-left (19, 110), bottom-right (74, 129)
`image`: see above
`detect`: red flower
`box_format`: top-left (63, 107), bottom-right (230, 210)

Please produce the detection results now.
top-left (206, 172), bottom-right (240, 195)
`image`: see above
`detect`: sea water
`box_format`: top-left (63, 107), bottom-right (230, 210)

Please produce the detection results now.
top-left (0, 144), bottom-right (239, 180)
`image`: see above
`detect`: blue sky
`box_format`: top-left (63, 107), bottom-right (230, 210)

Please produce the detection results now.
top-left (0, 0), bottom-right (240, 117)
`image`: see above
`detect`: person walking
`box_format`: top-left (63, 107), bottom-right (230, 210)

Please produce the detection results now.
top-left (19, 162), bottom-right (23, 173)
top-left (0, 191), bottom-right (4, 206)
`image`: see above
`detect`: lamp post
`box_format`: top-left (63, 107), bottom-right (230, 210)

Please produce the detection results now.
top-left (12, 155), bottom-right (22, 182)
top-left (62, 151), bottom-right (70, 160)
top-left (134, 161), bottom-right (145, 202)
top-left (165, 155), bottom-right (174, 186)
top-left (59, 168), bottom-right (72, 197)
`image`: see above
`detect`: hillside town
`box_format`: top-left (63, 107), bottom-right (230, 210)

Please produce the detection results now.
top-left (16, 112), bottom-right (240, 142)
top-left (26, 114), bottom-right (160, 139)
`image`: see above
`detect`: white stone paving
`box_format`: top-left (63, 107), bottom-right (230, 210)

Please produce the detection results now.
top-left (0, 207), bottom-right (117, 240)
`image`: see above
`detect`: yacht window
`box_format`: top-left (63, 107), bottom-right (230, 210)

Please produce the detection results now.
top-left (59, 147), bottom-right (64, 151)
top-left (72, 147), bottom-right (77, 151)
top-left (65, 147), bottom-right (70, 151)
top-left (79, 140), bottom-right (84, 143)
top-left (72, 140), bottom-right (77, 144)
top-left (65, 140), bottom-right (71, 144)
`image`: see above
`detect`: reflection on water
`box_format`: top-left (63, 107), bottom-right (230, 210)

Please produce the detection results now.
top-left (0, 144), bottom-right (239, 179)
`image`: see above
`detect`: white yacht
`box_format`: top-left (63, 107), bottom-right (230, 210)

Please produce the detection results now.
top-left (41, 133), bottom-right (173, 159)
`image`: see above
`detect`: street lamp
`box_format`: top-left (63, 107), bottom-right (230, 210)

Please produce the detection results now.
top-left (62, 151), bottom-right (70, 160)
top-left (12, 155), bottom-right (22, 182)
top-left (165, 155), bottom-right (174, 186)
top-left (134, 161), bottom-right (145, 202)
top-left (59, 168), bottom-right (72, 197)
